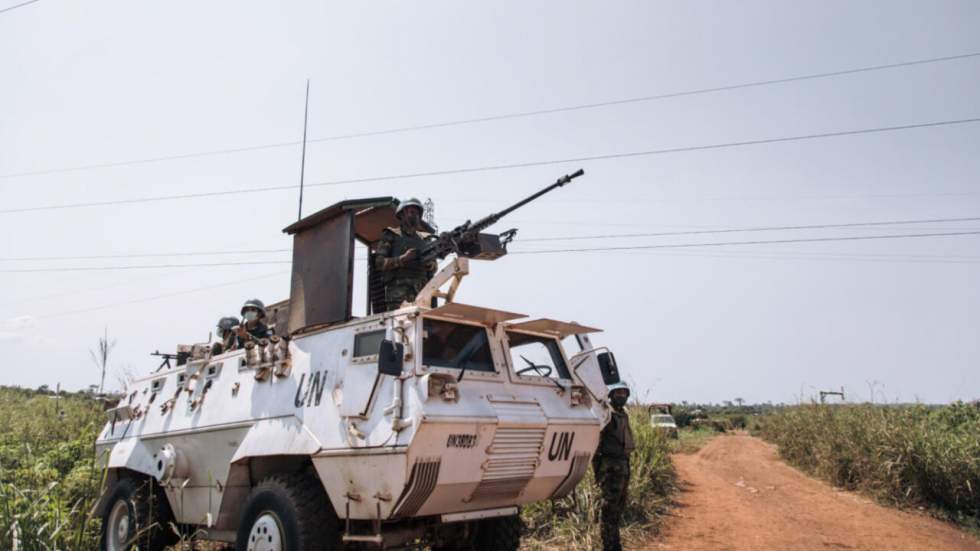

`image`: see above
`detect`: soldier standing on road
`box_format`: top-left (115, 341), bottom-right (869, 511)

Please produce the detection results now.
top-left (211, 316), bottom-right (240, 356)
top-left (236, 298), bottom-right (273, 345)
top-left (593, 381), bottom-right (635, 551)
top-left (375, 198), bottom-right (438, 312)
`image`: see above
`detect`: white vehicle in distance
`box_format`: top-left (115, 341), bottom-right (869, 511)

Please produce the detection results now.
top-left (649, 404), bottom-right (678, 439)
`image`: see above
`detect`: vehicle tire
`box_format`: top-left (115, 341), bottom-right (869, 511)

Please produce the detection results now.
top-left (235, 471), bottom-right (340, 551)
top-left (471, 514), bottom-right (522, 551)
top-left (99, 476), bottom-right (178, 551)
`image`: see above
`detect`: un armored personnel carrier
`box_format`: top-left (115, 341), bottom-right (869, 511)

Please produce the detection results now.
top-left (94, 171), bottom-right (624, 550)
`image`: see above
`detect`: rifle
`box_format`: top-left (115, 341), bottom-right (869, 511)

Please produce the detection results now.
top-left (416, 169), bottom-right (585, 264)
top-left (151, 350), bottom-right (192, 371)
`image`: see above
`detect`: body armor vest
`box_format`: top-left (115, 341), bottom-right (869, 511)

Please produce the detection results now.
top-left (383, 228), bottom-right (432, 285)
top-left (597, 410), bottom-right (634, 459)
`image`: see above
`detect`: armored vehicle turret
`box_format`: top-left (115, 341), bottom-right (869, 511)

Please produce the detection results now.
top-left (94, 174), bottom-right (623, 550)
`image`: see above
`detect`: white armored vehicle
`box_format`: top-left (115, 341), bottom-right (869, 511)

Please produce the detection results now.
top-left (95, 172), bottom-right (625, 550)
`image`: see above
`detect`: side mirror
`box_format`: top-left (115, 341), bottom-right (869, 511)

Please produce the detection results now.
top-left (597, 351), bottom-right (620, 385)
top-left (378, 340), bottom-right (405, 377)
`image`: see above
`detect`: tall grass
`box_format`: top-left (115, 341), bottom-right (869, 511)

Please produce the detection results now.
top-left (0, 387), bottom-right (105, 549)
top-left (0, 388), bottom-right (680, 550)
top-left (521, 411), bottom-right (677, 550)
top-left (757, 402), bottom-right (980, 530)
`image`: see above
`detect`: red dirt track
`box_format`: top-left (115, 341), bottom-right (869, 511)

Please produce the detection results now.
top-left (647, 434), bottom-right (980, 551)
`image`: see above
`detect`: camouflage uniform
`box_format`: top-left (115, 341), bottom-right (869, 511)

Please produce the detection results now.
top-left (593, 408), bottom-right (634, 551)
top-left (236, 321), bottom-right (272, 347)
top-left (375, 226), bottom-right (436, 312)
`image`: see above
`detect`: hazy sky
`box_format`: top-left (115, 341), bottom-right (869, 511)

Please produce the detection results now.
top-left (2, 1), bottom-right (978, 404)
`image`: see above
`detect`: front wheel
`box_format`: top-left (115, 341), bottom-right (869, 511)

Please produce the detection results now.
top-left (99, 477), bottom-right (177, 551)
top-left (235, 472), bottom-right (340, 551)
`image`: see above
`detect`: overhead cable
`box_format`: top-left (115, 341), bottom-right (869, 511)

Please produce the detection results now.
top-left (4, 215), bottom-right (980, 261)
top-left (519, 216), bottom-right (980, 242)
top-left (0, 0), bottom-right (40, 14)
top-left (509, 230), bottom-right (980, 255)
top-left (4, 230), bottom-right (980, 273)
top-left (35, 272), bottom-right (288, 320)
top-left (3, 116), bottom-right (979, 215)
top-left (3, 50), bottom-right (979, 179)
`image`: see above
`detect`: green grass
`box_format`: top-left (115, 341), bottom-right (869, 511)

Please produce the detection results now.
top-left (0, 388), bottom-right (681, 550)
top-left (0, 386), bottom-right (105, 549)
top-left (756, 402), bottom-right (980, 533)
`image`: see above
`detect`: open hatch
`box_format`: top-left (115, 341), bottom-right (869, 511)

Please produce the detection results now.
top-left (281, 197), bottom-right (436, 333)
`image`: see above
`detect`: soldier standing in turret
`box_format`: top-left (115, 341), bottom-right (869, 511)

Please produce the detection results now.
top-left (593, 382), bottom-right (635, 551)
top-left (211, 316), bottom-right (240, 356)
top-left (236, 298), bottom-right (273, 344)
top-left (375, 198), bottom-right (438, 312)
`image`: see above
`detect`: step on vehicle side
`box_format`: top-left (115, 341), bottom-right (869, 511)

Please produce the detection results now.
top-left (95, 179), bottom-right (623, 550)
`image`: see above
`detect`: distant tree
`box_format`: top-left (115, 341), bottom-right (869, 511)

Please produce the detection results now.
top-left (37, 384), bottom-right (50, 394)
top-left (734, 397), bottom-right (745, 408)
top-left (90, 327), bottom-right (117, 394)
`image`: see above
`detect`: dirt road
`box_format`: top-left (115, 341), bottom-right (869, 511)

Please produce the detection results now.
top-left (648, 434), bottom-right (979, 551)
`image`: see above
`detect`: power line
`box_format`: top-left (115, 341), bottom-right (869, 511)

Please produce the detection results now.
top-left (0, 0), bottom-right (40, 15)
top-left (0, 248), bottom-right (290, 262)
top-left (19, 234), bottom-right (980, 319)
top-left (611, 249), bottom-right (980, 265)
top-left (35, 271), bottom-right (288, 320)
top-left (4, 230), bottom-right (979, 273)
top-left (1, 260), bottom-right (292, 273)
top-left (508, 230), bottom-right (980, 255)
top-left (3, 50), bottom-right (979, 179)
top-left (519, 216), bottom-right (980, 242)
top-left (3, 115), bottom-right (979, 215)
top-left (4, 215), bottom-right (979, 262)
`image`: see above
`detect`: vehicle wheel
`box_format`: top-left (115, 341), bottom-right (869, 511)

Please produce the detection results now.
top-left (99, 476), bottom-right (177, 551)
top-left (471, 514), bottom-right (521, 551)
top-left (235, 471), bottom-right (340, 551)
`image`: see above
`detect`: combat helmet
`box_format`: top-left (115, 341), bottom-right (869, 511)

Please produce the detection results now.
top-left (395, 197), bottom-right (424, 218)
top-left (216, 316), bottom-right (239, 333)
top-left (607, 381), bottom-right (631, 398)
top-left (240, 298), bottom-right (267, 319)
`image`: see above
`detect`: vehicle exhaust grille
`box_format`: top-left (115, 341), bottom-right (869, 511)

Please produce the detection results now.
top-left (470, 426), bottom-right (546, 501)
top-left (392, 458), bottom-right (441, 518)
top-left (551, 451), bottom-right (591, 499)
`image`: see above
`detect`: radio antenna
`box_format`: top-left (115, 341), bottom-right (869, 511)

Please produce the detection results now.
top-left (297, 79), bottom-right (310, 221)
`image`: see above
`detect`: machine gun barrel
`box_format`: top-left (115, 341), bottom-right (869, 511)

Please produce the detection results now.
top-left (469, 168), bottom-right (584, 232)
top-left (417, 169), bottom-right (584, 263)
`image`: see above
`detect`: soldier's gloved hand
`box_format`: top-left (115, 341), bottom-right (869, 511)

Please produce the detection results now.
top-left (398, 248), bottom-right (418, 266)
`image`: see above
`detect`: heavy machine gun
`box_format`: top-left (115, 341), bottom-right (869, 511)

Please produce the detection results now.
top-left (417, 168), bottom-right (585, 264)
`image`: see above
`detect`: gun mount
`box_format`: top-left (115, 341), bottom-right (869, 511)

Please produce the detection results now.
top-left (417, 168), bottom-right (585, 264)
top-left (277, 170), bottom-right (585, 327)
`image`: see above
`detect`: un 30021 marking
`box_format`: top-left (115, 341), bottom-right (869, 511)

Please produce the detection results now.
top-left (446, 434), bottom-right (478, 448)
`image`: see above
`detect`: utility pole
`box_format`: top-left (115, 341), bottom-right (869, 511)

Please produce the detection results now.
top-left (297, 79), bottom-right (310, 221)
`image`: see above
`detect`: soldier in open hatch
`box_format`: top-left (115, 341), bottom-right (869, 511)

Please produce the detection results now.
top-left (211, 316), bottom-right (240, 356)
top-left (593, 381), bottom-right (635, 551)
top-left (236, 298), bottom-right (273, 344)
top-left (375, 198), bottom-right (438, 312)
